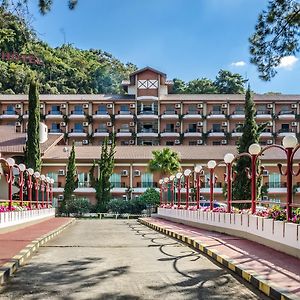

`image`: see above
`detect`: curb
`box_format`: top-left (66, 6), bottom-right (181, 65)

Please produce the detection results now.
top-left (138, 218), bottom-right (298, 300)
top-left (0, 218), bottom-right (76, 285)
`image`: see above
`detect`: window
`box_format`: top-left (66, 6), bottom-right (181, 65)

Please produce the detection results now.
top-left (51, 105), bottom-right (60, 114)
top-left (166, 141), bottom-right (174, 146)
top-left (74, 105), bottom-right (83, 115)
top-left (189, 141), bottom-right (197, 145)
top-left (188, 123), bottom-right (197, 132)
top-left (281, 124), bottom-right (290, 132)
top-left (6, 105), bottom-right (15, 115)
top-left (235, 105), bottom-right (244, 114)
top-left (110, 173), bottom-right (121, 188)
top-left (97, 105), bottom-right (107, 114)
top-left (51, 123), bottom-right (60, 133)
top-left (268, 173), bottom-right (281, 188)
top-left (212, 124), bottom-right (221, 132)
top-left (120, 105), bottom-right (129, 113)
top-left (141, 173), bottom-right (153, 188)
top-left (141, 103), bottom-right (154, 113)
top-left (78, 173), bottom-right (90, 188)
top-left (74, 123), bottom-right (83, 133)
top-left (188, 105), bottom-right (197, 113)
top-left (165, 124), bottom-right (175, 132)
top-left (46, 172), bottom-right (58, 187)
top-left (212, 141), bottom-right (221, 145)
top-left (120, 124), bottom-right (130, 132)
top-left (96, 123), bottom-right (107, 132)
top-left (212, 105), bottom-right (221, 113)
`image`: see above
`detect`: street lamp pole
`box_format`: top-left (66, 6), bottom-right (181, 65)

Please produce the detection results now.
top-left (6, 158), bottom-right (15, 211)
top-left (224, 153), bottom-right (235, 213)
top-left (15, 164), bottom-right (26, 207)
top-left (163, 177), bottom-right (169, 205)
top-left (176, 172), bottom-right (182, 208)
top-left (169, 175), bottom-right (175, 207)
top-left (194, 166), bottom-right (203, 210)
top-left (34, 172), bottom-right (40, 209)
top-left (159, 179), bottom-right (164, 206)
top-left (184, 169), bottom-right (192, 209)
top-left (26, 168), bottom-right (34, 209)
top-left (207, 160), bottom-right (217, 211)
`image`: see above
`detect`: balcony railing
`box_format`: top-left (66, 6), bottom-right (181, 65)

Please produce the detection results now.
top-left (95, 128), bottom-right (108, 133)
top-left (49, 129), bottom-right (63, 133)
top-left (53, 182), bottom-right (62, 188)
top-left (208, 129), bottom-right (226, 133)
top-left (185, 129), bottom-right (202, 133)
top-left (138, 110), bottom-right (158, 115)
top-left (3, 110), bottom-right (16, 115)
top-left (71, 129), bottom-right (85, 133)
top-left (118, 128), bottom-right (132, 133)
top-left (209, 111), bottom-right (224, 115)
top-left (110, 182), bottom-right (126, 188)
top-left (118, 110), bottom-right (132, 115)
top-left (138, 129), bottom-right (158, 133)
top-left (163, 110), bottom-right (177, 115)
top-left (232, 110), bottom-right (245, 115)
top-left (78, 182), bottom-right (91, 188)
top-left (94, 110), bottom-right (108, 115)
top-left (162, 129), bottom-right (178, 133)
top-left (256, 110), bottom-right (271, 115)
top-left (136, 182), bottom-right (158, 188)
top-left (48, 110), bottom-right (62, 115)
top-left (278, 128), bottom-right (294, 133)
top-left (278, 110), bottom-right (295, 115)
top-left (265, 182), bottom-right (287, 188)
top-left (70, 110), bottom-right (84, 115)
top-left (185, 110), bottom-right (201, 115)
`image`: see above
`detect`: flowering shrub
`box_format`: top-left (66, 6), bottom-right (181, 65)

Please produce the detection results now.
top-left (0, 201), bottom-right (52, 213)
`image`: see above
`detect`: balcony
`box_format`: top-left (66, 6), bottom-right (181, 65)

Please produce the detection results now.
top-left (68, 129), bottom-right (88, 137)
top-left (183, 111), bottom-right (202, 120)
top-left (75, 182), bottom-right (95, 193)
top-left (255, 110), bottom-right (272, 120)
top-left (277, 128), bottom-right (296, 137)
top-left (137, 129), bottom-right (158, 138)
top-left (136, 182), bottom-right (158, 188)
top-left (160, 111), bottom-right (179, 120)
top-left (93, 128), bottom-right (109, 137)
top-left (231, 129), bottom-right (243, 137)
top-left (265, 182), bottom-right (287, 194)
top-left (45, 111), bottom-right (64, 120)
top-left (116, 129), bottom-right (133, 137)
top-left (207, 129), bottom-right (226, 137)
top-left (230, 111), bottom-right (245, 119)
top-left (115, 111), bottom-right (134, 120)
top-left (0, 110), bottom-right (19, 119)
top-left (277, 110), bottom-right (295, 120)
top-left (110, 182), bottom-right (127, 193)
top-left (136, 110), bottom-right (158, 120)
top-left (160, 129), bottom-right (180, 138)
top-left (93, 111), bottom-right (110, 120)
top-left (206, 111), bottom-right (226, 119)
top-left (69, 110), bottom-right (86, 120)
top-left (184, 129), bottom-right (202, 137)
top-left (48, 129), bottom-right (63, 134)
top-left (260, 130), bottom-right (273, 138)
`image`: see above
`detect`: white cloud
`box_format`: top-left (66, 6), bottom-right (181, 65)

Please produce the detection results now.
top-left (230, 61), bottom-right (246, 67)
top-left (278, 55), bottom-right (298, 70)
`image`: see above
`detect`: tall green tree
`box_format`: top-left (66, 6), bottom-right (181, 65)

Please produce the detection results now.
top-left (148, 148), bottom-right (181, 177)
top-left (90, 137), bottom-right (116, 212)
top-left (25, 78), bottom-right (41, 172)
top-left (232, 87), bottom-right (266, 207)
top-left (250, 0), bottom-right (300, 81)
top-left (61, 143), bottom-right (77, 214)
top-left (172, 78), bottom-right (186, 94)
top-left (214, 70), bottom-right (245, 94)
top-left (186, 78), bottom-right (218, 94)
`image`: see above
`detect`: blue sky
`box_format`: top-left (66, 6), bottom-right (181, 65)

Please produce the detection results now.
top-left (28, 0), bottom-right (299, 94)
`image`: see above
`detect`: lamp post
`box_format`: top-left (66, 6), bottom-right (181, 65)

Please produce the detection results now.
top-left (159, 179), bottom-right (164, 206)
top-left (49, 178), bottom-right (54, 207)
top-left (163, 177), bottom-right (169, 205)
top-left (248, 143), bottom-right (262, 214)
top-left (207, 160), bottom-right (217, 211)
top-left (40, 174), bottom-right (46, 208)
top-left (46, 177), bottom-right (51, 208)
top-left (184, 169), bottom-right (192, 209)
top-left (224, 153), bottom-right (235, 213)
top-left (176, 172), bottom-right (183, 208)
top-left (34, 172), bottom-right (40, 209)
top-left (25, 168), bottom-right (34, 209)
top-left (169, 175), bottom-right (175, 207)
top-left (194, 166), bottom-right (203, 210)
top-left (6, 158), bottom-right (15, 210)
top-left (14, 163), bottom-right (26, 207)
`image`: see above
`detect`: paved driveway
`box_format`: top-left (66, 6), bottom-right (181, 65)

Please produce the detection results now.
top-left (0, 220), bottom-right (266, 299)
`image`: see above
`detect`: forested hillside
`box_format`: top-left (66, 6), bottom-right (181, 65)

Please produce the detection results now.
top-left (0, 8), bottom-right (137, 94)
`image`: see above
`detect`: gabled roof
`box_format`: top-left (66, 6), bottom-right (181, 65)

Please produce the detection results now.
top-left (130, 66), bottom-right (167, 77)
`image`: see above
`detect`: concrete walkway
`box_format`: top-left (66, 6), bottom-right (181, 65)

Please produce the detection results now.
top-left (0, 219), bottom-right (266, 299)
top-left (139, 217), bottom-right (300, 300)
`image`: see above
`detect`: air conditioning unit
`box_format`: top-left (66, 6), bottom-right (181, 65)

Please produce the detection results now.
top-left (82, 122), bottom-right (89, 127)
top-left (221, 140), bottom-right (227, 145)
top-left (60, 104), bottom-right (66, 109)
top-left (134, 170), bottom-right (141, 177)
top-left (129, 140), bottom-right (135, 145)
top-left (292, 122), bottom-right (297, 127)
top-left (197, 122), bottom-right (203, 127)
top-left (40, 104), bottom-right (44, 109)
top-left (122, 195), bottom-right (128, 200)
top-left (129, 122), bottom-right (135, 127)
top-left (58, 169), bottom-right (65, 176)
top-left (82, 139), bottom-right (89, 145)
top-left (291, 104), bottom-right (297, 109)
top-left (174, 140), bottom-right (180, 145)
top-left (197, 103), bottom-right (203, 109)
top-left (130, 103), bottom-right (135, 109)
top-left (83, 104), bottom-right (89, 109)
top-left (121, 170), bottom-right (128, 176)
top-left (197, 140), bottom-right (203, 145)
top-left (262, 195), bottom-right (269, 201)
top-left (15, 122), bottom-right (21, 127)
top-left (222, 122), bottom-right (227, 126)
top-left (175, 103), bottom-right (181, 109)
top-left (106, 122), bottom-right (112, 127)
top-left (15, 104), bottom-right (21, 109)
top-left (107, 103), bottom-right (113, 109)
top-left (108, 140), bottom-right (112, 145)
top-left (58, 195), bottom-right (64, 201)
top-left (221, 103), bottom-right (227, 108)
top-left (267, 140), bottom-right (273, 145)
top-left (262, 170), bottom-right (269, 176)
top-left (267, 121), bottom-right (273, 126)
top-left (175, 122), bottom-right (180, 127)
top-left (60, 122), bottom-right (66, 127)
top-left (267, 104), bottom-right (273, 108)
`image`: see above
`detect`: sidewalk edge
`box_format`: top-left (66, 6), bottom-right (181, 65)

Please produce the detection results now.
top-left (138, 218), bottom-right (298, 300)
top-left (0, 218), bottom-right (76, 286)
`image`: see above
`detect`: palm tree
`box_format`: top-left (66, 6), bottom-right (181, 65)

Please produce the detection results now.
top-left (148, 148), bottom-right (181, 177)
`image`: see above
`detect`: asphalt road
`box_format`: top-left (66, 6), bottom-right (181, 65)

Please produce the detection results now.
top-left (0, 220), bottom-right (267, 300)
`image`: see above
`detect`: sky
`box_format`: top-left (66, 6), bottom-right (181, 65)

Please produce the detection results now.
top-left (27, 0), bottom-right (299, 94)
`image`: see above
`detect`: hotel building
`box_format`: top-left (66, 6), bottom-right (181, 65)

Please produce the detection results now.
top-left (0, 67), bottom-right (300, 205)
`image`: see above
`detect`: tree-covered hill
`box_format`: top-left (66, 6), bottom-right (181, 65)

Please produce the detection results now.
top-left (0, 8), bottom-right (137, 94)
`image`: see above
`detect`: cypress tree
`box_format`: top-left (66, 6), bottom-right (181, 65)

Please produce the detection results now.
top-left (25, 79), bottom-right (41, 172)
top-left (232, 86), bottom-right (266, 207)
top-left (90, 137), bottom-right (116, 212)
top-left (61, 143), bottom-right (77, 214)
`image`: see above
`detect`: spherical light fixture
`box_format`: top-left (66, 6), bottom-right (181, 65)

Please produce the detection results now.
top-left (18, 163), bottom-right (26, 172)
top-left (27, 168), bottom-right (34, 176)
top-left (159, 179), bottom-right (163, 185)
top-left (46, 176), bottom-right (51, 183)
top-left (169, 175), bottom-right (175, 181)
top-left (282, 135), bottom-right (298, 149)
top-left (224, 153), bottom-right (235, 164)
top-left (163, 177), bottom-right (169, 183)
top-left (184, 169), bottom-right (192, 177)
top-left (176, 172), bottom-right (182, 179)
top-left (50, 178), bottom-right (55, 184)
top-left (34, 172), bottom-right (40, 178)
top-left (194, 165), bottom-right (202, 173)
top-left (207, 160), bottom-right (217, 169)
top-left (248, 143), bottom-right (261, 155)
top-left (6, 158), bottom-right (15, 167)
top-left (41, 174), bottom-right (46, 181)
